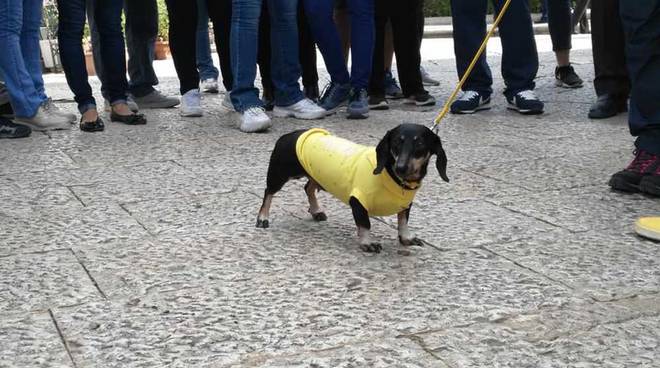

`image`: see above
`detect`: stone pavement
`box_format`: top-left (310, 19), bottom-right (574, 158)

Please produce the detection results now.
top-left (1, 46), bottom-right (659, 367)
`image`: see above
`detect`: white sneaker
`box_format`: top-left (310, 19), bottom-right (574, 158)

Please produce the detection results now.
top-left (239, 107), bottom-right (271, 133)
top-left (15, 106), bottom-right (71, 131)
top-left (42, 98), bottom-right (76, 123)
top-left (201, 78), bottom-right (219, 93)
top-left (180, 89), bottom-right (203, 117)
top-left (221, 93), bottom-right (234, 111)
top-left (273, 98), bottom-right (326, 120)
top-left (104, 97), bottom-right (139, 113)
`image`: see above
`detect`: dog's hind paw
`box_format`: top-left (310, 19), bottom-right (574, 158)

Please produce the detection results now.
top-left (399, 236), bottom-right (424, 247)
top-left (311, 212), bottom-right (327, 222)
top-left (360, 243), bottom-right (382, 253)
top-left (256, 219), bottom-right (270, 228)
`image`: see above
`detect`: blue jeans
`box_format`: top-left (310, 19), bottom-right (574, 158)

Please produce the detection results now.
top-left (303, 0), bottom-right (374, 89)
top-left (0, 0), bottom-right (47, 118)
top-left (450, 0), bottom-right (538, 99)
top-left (620, 0), bottom-right (660, 154)
top-left (89, 0), bottom-right (159, 98)
top-left (58, 0), bottom-right (127, 113)
top-left (230, 0), bottom-right (304, 112)
top-left (196, 0), bottom-right (219, 81)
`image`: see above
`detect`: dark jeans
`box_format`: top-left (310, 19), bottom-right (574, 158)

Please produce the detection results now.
top-left (450, 0), bottom-right (538, 98)
top-left (620, 0), bottom-right (660, 154)
top-left (259, 1), bottom-right (318, 96)
top-left (369, 0), bottom-right (425, 97)
top-left (546, 0), bottom-right (571, 51)
top-left (196, 0), bottom-right (220, 81)
top-left (304, 0), bottom-right (374, 89)
top-left (57, 0), bottom-right (128, 113)
top-left (89, 0), bottom-right (159, 98)
top-left (591, 0), bottom-right (630, 98)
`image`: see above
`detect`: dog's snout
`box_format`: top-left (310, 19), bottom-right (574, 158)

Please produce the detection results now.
top-left (395, 161), bottom-right (408, 176)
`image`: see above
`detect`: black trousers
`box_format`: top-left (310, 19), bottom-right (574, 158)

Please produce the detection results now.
top-left (259, 1), bottom-right (318, 98)
top-left (620, 0), bottom-right (660, 154)
top-left (369, 0), bottom-right (425, 97)
top-left (165, 0), bottom-right (254, 95)
top-left (207, 0), bottom-right (233, 92)
top-left (590, 0), bottom-right (630, 98)
top-left (164, 0), bottom-right (199, 94)
top-left (546, 0), bottom-right (571, 51)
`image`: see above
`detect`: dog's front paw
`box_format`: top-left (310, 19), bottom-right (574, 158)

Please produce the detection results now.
top-left (360, 242), bottom-right (382, 253)
top-left (311, 212), bottom-right (327, 222)
top-left (256, 218), bottom-right (270, 228)
top-left (399, 236), bottom-right (424, 247)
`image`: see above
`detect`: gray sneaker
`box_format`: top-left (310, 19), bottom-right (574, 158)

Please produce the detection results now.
top-left (420, 66), bottom-right (440, 87)
top-left (104, 96), bottom-right (139, 113)
top-left (131, 90), bottom-right (180, 109)
top-left (15, 106), bottom-right (71, 131)
top-left (42, 98), bottom-right (76, 123)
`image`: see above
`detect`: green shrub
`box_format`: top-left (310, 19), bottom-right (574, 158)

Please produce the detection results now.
top-left (157, 0), bottom-right (169, 40)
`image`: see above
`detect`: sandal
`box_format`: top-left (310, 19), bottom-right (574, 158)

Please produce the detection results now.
top-left (110, 112), bottom-right (147, 125)
top-left (79, 117), bottom-right (105, 132)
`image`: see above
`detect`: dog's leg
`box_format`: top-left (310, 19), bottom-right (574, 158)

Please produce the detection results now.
top-left (257, 189), bottom-right (274, 228)
top-left (350, 197), bottom-right (381, 253)
top-left (305, 179), bottom-right (327, 222)
top-left (398, 206), bottom-right (423, 246)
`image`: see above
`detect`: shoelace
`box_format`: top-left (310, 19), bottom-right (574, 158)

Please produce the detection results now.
top-left (350, 89), bottom-right (368, 102)
top-left (245, 107), bottom-right (266, 116)
top-left (457, 90), bottom-right (480, 101)
top-left (517, 90), bottom-right (537, 100)
top-left (320, 82), bottom-right (341, 104)
top-left (297, 98), bottom-right (319, 110)
top-left (627, 149), bottom-right (659, 173)
top-left (184, 91), bottom-right (201, 106)
top-left (42, 98), bottom-right (60, 112)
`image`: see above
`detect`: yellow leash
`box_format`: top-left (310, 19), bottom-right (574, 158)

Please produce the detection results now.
top-left (431, 0), bottom-right (513, 133)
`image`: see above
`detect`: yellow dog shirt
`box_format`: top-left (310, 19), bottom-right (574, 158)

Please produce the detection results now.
top-left (296, 128), bottom-right (419, 217)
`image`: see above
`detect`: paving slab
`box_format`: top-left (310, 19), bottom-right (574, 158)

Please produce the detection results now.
top-left (411, 295), bottom-right (660, 368)
top-left (54, 246), bottom-right (574, 367)
top-left (489, 186), bottom-right (660, 232)
top-left (485, 229), bottom-right (660, 301)
top-left (0, 312), bottom-right (73, 368)
top-left (0, 250), bottom-right (102, 313)
top-left (0, 203), bottom-right (150, 256)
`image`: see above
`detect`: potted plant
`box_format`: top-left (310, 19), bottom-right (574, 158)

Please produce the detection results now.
top-left (154, 0), bottom-right (170, 60)
top-left (84, 38), bottom-right (96, 76)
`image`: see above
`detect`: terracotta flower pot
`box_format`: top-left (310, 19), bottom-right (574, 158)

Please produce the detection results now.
top-left (154, 41), bottom-right (170, 60)
top-left (85, 51), bottom-right (96, 76)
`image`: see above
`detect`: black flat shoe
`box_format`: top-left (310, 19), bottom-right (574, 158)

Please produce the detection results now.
top-left (110, 112), bottom-right (147, 125)
top-left (79, 117), bottom-right (105, 132)
top-left (588, 94), bottom-right (628, 119)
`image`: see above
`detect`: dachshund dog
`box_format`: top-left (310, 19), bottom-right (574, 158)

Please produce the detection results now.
top-left (256, 124), bottom-right (449, 253)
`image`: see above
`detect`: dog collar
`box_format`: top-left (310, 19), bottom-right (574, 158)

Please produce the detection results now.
top-left (384, 169), bottom-right (421, 191)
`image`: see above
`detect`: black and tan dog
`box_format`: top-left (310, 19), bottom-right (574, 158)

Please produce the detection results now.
top-left (256, 124), bottom-right (449, 253)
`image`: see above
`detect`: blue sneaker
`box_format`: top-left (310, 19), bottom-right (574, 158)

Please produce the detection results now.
top-left (319, 81), bottom-right (351, 115)
top-left (347, 88), bottom-right (369, 119)
top-left (384, 70), bottom-right (403, 99)
top-left (507, 90), bottom-right (544, 115)
top-left (450, 90), bottom-right (491, 114)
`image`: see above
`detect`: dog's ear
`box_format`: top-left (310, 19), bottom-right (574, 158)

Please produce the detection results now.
top-left (373, 128), bottom-right (393, 175)
top-left (431, 134), bottom-right (449, 182)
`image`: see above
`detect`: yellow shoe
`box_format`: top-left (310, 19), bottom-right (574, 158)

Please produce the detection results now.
top-left (634, 217), bottom-right (660, 241)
